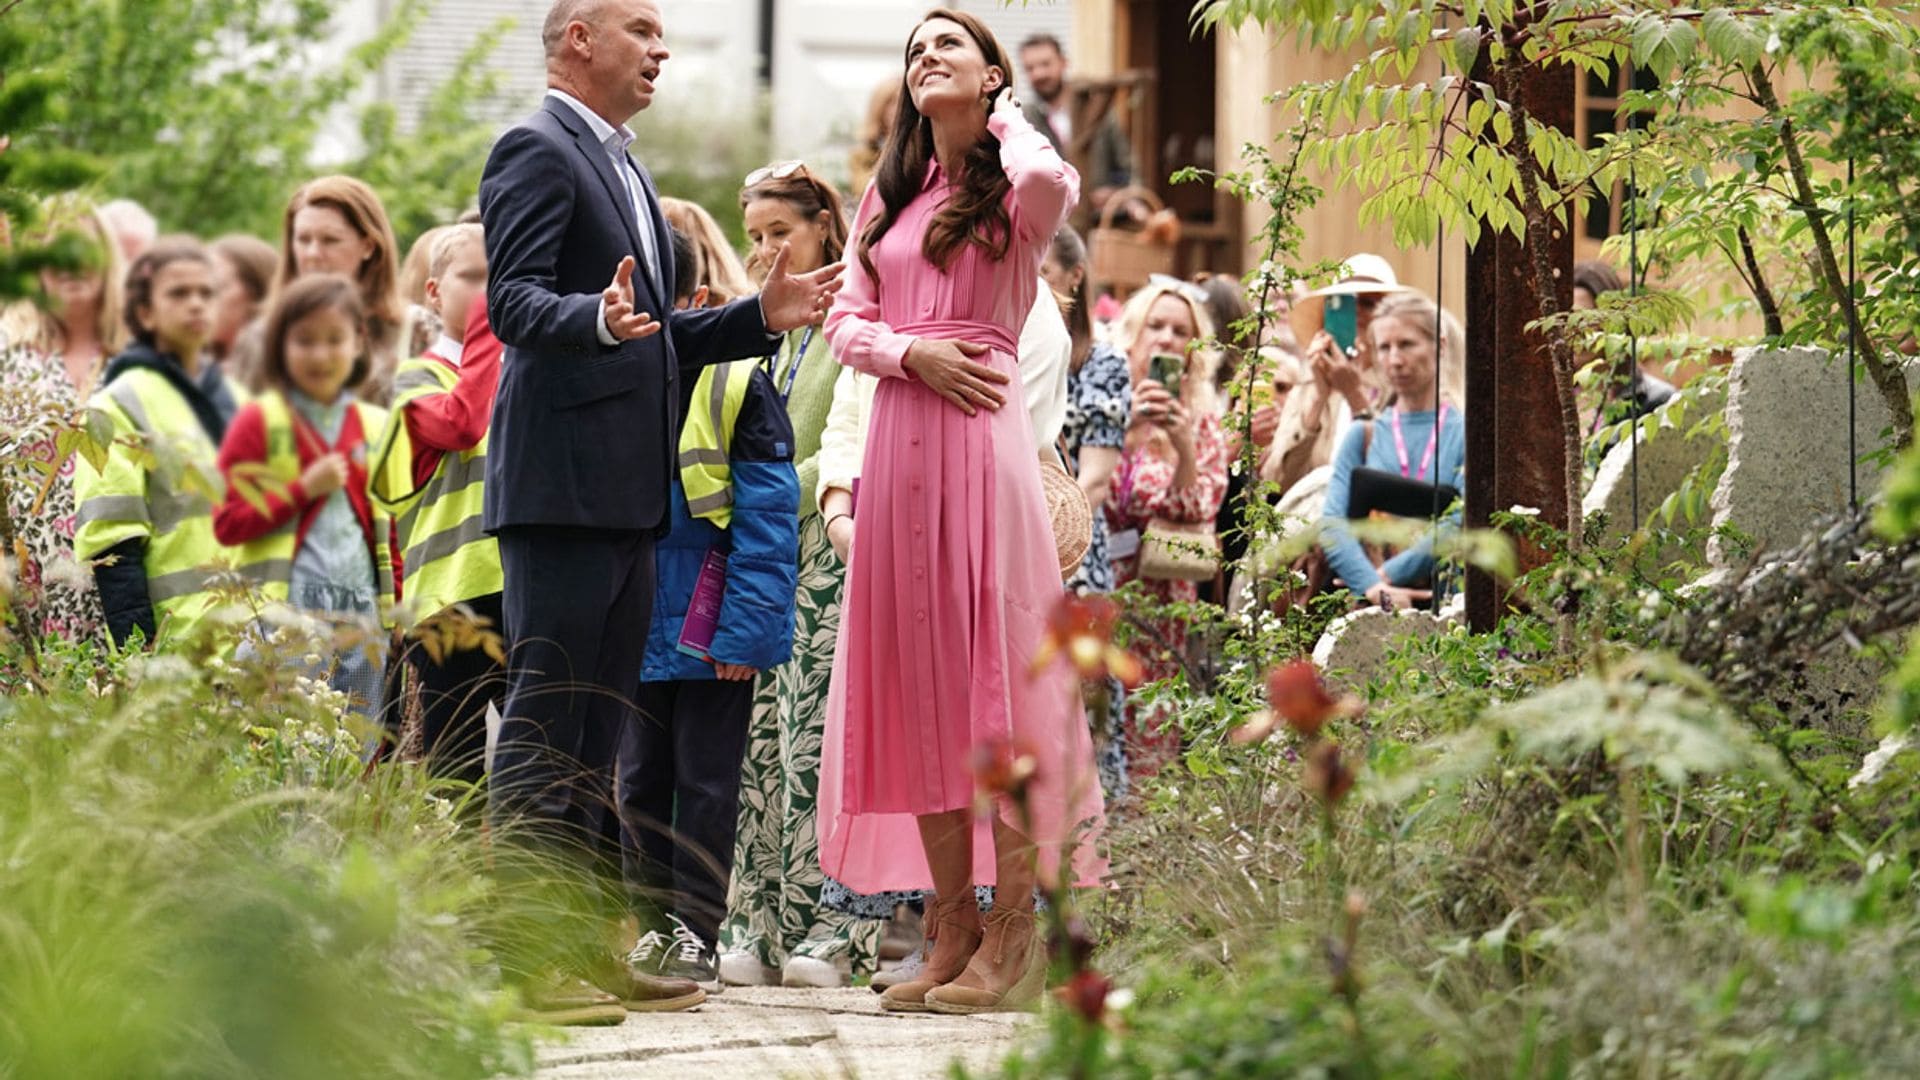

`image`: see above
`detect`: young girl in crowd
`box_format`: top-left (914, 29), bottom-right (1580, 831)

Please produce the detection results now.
top-left (214, 274), bottom-right (393, 721)
top-left (74, 238), bottom-right (233, 648)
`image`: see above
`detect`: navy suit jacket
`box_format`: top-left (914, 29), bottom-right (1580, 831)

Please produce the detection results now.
top-left (478, 96), bottom-right (776, 533)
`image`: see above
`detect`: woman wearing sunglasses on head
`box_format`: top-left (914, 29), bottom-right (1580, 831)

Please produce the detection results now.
top-left (814, 8), bottom-right (1107, 1016)
top-left (710, 160), bottom-right (886, 991)
top-left (1103, 275), bottom-right (1229, 781)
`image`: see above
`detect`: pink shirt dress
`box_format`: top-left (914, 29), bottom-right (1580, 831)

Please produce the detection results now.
top-left (816, 108), bottom-right (1108, 892)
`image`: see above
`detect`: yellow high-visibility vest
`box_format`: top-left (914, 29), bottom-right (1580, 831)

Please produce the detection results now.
top-left (73, 368), bottom-right (229, 645)
top-left (368, 357), bottom-right (501, 618)
top-left (679, 361), bottom-right (756, 528)
top-left (230, 391), bottom-right (395, 619)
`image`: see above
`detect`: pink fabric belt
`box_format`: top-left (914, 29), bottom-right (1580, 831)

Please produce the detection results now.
top-left (893, 319), bottom-right (1018, 359)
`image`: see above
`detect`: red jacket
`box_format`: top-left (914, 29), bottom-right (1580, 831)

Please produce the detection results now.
top-left (404, 301), bottom-right (502, 489)
top-left (214, 393), bottom-right (379, 558)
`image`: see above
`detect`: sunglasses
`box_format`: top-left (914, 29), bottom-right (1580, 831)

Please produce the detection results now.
top-left (745, 160), bottom-right (813, 187)
top-left (1148, 273), bottom-right (1211, 306)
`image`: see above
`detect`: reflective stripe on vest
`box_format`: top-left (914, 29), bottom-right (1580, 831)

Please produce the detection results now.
top-left (372, 356), bottom-right (502, 617)
top-left (233, 393), bottom-right (395, 617)
top-left (678, 361), bottom-right (754, 528)
top-left (73, 369), bottom-right (227, 644)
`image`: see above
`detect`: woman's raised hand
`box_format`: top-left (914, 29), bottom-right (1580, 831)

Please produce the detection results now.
top-left (1130, 379), bottom-right (1174, 428)
top-left (903, 338), bottom-right (1010, 416)
top-left (991, 85), bottom-right (1023, 122)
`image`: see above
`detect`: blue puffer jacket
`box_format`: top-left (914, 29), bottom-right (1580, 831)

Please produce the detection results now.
top-left (642, 362), bottom-right (799, 681)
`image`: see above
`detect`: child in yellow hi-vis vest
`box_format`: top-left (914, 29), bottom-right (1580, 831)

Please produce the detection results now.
top-left (214, 274), bottom-right (393, 721)
top-left (75, 238), bottom-right (239, 648)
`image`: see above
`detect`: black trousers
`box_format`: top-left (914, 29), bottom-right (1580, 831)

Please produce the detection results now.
top-left (492, 526), bottom-right (656, 875)
top-left (403, 590), bottom-right (507, 785)
top-left (619, 677), bottom-right (755, 949)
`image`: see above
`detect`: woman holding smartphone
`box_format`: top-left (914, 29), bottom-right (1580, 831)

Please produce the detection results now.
top-left (816, 9), bottom-right (1106, 1015)
top-left (1104, 277), bottom-right (1227, 782)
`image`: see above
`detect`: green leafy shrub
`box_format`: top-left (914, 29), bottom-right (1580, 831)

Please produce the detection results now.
top-left (0, 637), bottom-right (604, 1078)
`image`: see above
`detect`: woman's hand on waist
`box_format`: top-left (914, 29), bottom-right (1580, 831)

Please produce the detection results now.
top-left (903, 338), bottom-right (1010, 416)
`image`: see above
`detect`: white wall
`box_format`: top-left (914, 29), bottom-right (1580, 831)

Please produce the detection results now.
top-left (954, 0), bottom-right (1075, 85)
top-left (330, 0), bottom-right (1071, 192)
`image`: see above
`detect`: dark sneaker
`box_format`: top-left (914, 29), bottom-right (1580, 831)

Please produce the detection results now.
top-left (659, 914), bottom-right (722, 994)
top-left (627, 928), bottom-right (672, 972)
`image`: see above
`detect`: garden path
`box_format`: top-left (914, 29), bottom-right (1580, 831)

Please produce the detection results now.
top-left (534, 987), bottom-right (1025, 1078)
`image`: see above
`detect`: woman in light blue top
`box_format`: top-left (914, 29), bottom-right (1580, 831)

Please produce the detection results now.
top-left (1319, 290), bottom-right (1465, 609)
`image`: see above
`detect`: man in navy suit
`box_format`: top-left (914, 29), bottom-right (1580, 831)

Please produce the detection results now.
top-left (478, 0), bottom-right (840, 1012)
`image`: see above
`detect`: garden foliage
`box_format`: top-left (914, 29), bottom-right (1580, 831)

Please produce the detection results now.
top-left (989, 2), bottom-right (1920, 1076)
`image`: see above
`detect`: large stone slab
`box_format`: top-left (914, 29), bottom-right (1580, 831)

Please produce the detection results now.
top-left (1583, 383), bottom-right (1726, 545)
top-left (1312, 606), bottom-right (1453, 692)
top-left (1708, 347), bottom-right (1920, 564)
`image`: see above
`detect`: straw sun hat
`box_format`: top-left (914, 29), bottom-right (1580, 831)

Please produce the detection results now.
top-left (1287, 252), bottom-right (1412, 349)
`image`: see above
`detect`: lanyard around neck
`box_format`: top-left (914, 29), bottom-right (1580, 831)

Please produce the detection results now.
top-left (1390, 404), bottom-right (1447, 481)
top-left (767, 326), bottom-right (813, 404)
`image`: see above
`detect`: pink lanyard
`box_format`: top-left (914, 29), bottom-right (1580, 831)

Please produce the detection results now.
top-left (1390, 405), bottom-right (1447, 480)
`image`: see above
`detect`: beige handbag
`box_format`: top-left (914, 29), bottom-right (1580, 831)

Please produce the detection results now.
top-left (1138, 517), bottom-right (1222, 582)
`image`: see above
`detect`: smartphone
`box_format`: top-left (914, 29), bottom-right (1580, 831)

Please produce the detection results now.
top-left (1149, 353), bottom-right (1184, 399)
top-left (1323, 293), bottom-right (1359, 356)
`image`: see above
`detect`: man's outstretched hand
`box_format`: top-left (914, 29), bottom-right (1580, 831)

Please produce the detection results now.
top-left (603, 256), bottom-right (661, 341)
top-left (758, 242), bottom-right (846, 333)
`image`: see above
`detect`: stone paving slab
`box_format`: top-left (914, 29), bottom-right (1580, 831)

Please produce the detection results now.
top-left (533, 987), bottom-right (1025, 1079)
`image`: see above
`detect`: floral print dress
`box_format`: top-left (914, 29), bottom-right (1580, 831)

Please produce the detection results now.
top-left (0, 340), bottom-right (107, 651)
top-left (1107, 409), bottom-right (1230, 781)
top-left (1061, 342), bottom-right (1131, 800)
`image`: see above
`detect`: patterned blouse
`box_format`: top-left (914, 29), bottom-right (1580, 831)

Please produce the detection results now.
top-left (1062, 342), bottom-right (1131, 594)
top-left (0, 339), bottom-right (107, 644)
top-left (1108, 408), bottom-right (1231, 606)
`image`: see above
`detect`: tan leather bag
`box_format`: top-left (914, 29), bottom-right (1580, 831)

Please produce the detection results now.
top-left (1138, 517), bottom-right (1221, 582)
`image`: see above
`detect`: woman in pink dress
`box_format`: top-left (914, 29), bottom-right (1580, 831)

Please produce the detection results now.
top-left (816, 9), bottom-right (1107, 1015)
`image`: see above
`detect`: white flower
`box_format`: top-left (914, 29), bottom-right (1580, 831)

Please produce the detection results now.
top-left (1849, 733), bottom-right (1910, 790)
top-left (1507, 505), bottom-right (1541, 517)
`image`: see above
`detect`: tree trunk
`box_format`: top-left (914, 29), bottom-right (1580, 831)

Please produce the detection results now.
top-left (1500, 61), bottom-right (1585, 563)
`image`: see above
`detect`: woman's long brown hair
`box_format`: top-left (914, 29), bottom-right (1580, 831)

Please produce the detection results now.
top-left (857, 9), bottom-right (1014, 290)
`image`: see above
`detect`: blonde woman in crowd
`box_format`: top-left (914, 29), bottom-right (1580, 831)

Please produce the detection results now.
top-left (0, 198), bottom-right (125, 645)
top-left (1318, 290), bottom-right (1466, 610)
top-left (1103, 276), bottom-right (1228, 781)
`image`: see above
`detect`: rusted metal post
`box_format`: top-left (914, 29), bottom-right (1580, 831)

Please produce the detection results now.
top-left (1464, 58), bottom-right (1575, 633)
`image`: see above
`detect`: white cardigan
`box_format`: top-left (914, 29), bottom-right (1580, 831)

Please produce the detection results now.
top-left (816, 280), bottom-right (1072, 507)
